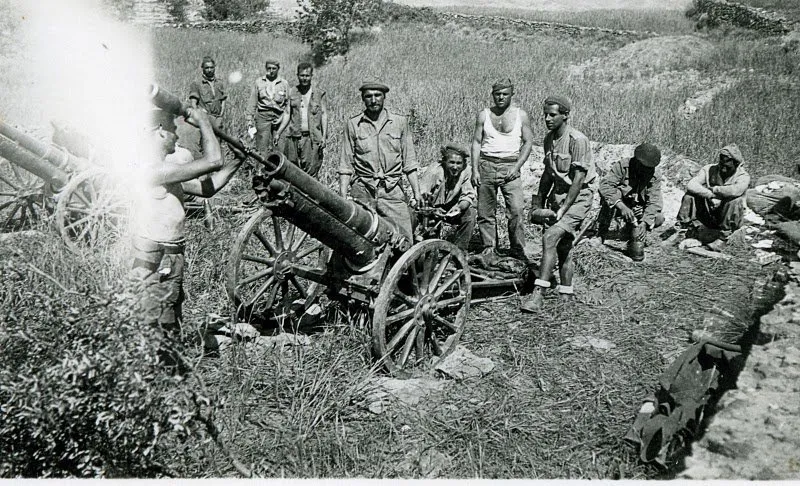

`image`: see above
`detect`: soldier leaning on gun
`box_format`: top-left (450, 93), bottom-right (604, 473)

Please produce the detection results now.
top-left (129, 108), bottom-right (244, 368)
top-left (597, 142), bottom-right (665, 262)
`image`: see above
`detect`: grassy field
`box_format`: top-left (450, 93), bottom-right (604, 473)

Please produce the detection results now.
top-left (1, 1), bottom-right (798, 478)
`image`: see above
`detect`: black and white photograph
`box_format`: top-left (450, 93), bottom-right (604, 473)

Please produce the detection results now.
top-left (1, 0), bottom-right (798, 479)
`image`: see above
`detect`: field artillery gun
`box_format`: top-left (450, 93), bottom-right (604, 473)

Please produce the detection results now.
top-left (0, 119), bottom-right (127, 250)
top-left (148, 84), bottom-right (527, 375)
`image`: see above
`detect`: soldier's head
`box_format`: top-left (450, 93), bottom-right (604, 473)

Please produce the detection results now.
top-left (149, 109), bottom-right (178, 156)
top-left (201, 56), bottom-right (215, 80)
top-left (264, 59), bottom-right (280, 80)
top-left (440, 143), bottom-right (469, 179)
top-left (491, 78), bottom-right (514, 109)
top-left (543, 95), bottom-right (571, 132)
top-left (297, 62), bottom-right (313, 87)
top-left (631, 143), bottom-right (661, 180)
top-left (718, 144), bottom-right (743, 179)
top-left (359, 81), bottom-right (389, 116)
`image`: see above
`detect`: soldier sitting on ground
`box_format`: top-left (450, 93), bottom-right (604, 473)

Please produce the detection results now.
top-left (417, 143), bottom-right (477, 251)
top-left (597, 142), bottom-right (665, 262)
top-left (677, 144), bottom-right (750, 245)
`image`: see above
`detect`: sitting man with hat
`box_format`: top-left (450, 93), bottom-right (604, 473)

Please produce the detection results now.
top-left (339, 80), bottom-right (422, 247)
top-left (597, 142), bottom-right (665, 261)
top-left (677, 144), bottom-right (750, 238)
top-left (418, 143), bottom-right (477, 251)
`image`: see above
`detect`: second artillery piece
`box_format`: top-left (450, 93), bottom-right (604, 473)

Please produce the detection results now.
top-left (149, 84), bottom-right (528, 376)
top-left (0, 119), bottom-right (127, 250)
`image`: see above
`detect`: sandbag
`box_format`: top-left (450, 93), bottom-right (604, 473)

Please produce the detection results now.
top-left (746, 175), bottom-right (800, 218)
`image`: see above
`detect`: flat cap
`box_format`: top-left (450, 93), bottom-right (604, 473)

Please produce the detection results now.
top-left (543, 95), bottom-right (572, 113)
top-left (491, 78), bottom-right (514, 92)
top-left (441, 142), bottom-right (469, 160)
top-left (359, 81), bottom-right (389, 93)
top-left (633, 143), bottom-right (662, 168)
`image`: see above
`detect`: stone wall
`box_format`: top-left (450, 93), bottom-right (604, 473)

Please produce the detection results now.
top-left (691, 0), bottom-right (791, 35)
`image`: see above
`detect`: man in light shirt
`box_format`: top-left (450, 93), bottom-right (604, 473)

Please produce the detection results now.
top-left (246, 58), bottom-right (290, 156)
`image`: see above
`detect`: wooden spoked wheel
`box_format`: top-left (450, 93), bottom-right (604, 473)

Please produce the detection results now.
top-left (372, 239), bottom-right (471, 375)
top-left (0, 159), bottom-right (48, 231)
top-left (227, 208), bottom-right (328, 329)
top-left (55, 170), bottom-right (127, 251)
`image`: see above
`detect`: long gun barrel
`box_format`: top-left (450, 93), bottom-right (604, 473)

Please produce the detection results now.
top-left (0, 135), bottom-right (71, 191)
top-left (0, 120), bottom-right (94, 174)
top-left (148, 83), bottom-right (405, 269)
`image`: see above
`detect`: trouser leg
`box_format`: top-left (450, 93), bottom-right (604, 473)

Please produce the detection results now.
top-left (477, 160), bottom-right (498, 250)
top-left (718, 196), bottom-right (745, 231)
top-left (376, 185), bottom-right (414, 245)
top-left (450, 206), bottom-right (477, 251)
top-left (500, 175), bottom-right (526, 254)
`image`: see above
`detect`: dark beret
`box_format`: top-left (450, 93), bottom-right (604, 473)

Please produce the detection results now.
top-left (633, 143), bottom-right (662, 168)
top-left (543, 95), bottom-right (572, 113)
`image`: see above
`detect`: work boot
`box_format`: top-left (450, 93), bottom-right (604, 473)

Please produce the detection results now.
top-left (520, 286), bottom-right (546, 313)
top-left (556, 285), bottom-right (575, 303)
top-left (628, 240), bottom-right (645, 262)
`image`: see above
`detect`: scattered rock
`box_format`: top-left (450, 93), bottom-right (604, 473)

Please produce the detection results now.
top-left (434, 346), bottom-right (495, 379)
top-left (680, 80), bottom-right (734, 119)
top-left (568, 335), bottom-right (616, 352)
top-left (751, 249), bottom-right (781, 266)
top-left (396, 448), bottom-right (452, 478)
top-left (679, 238), bottom-right (702, 250)
top-left (363, 377), bottom-right (448, 415)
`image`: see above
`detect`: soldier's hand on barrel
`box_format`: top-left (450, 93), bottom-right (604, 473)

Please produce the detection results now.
top-left (409, 197), bottom-right (419, 209)
top-left (186, 107), bottom-right (210, 125)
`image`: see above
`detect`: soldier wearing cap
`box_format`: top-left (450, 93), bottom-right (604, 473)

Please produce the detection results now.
top-left (470, 78), bottom-right (534, 260)
top-left (130, 107), bottom-right (245, 367)
top-left (246, 58), bottom-right (290, 155)
top-left (677, 144), bottom-right (750, 235)
top-left (521, 95), bottom-right (596, 313)
top-left (339, 81), bottom-right (422, 246)
top-left (418, 143), bottom-right (477, 251)
top-left (285, 62), bottom-right (328, 176)
top-left (597, 142), bottom-right (665, 261)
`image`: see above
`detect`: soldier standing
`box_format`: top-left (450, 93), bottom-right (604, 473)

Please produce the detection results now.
top-left (246, 58), bottom-right (290, 155)
top-left (285, 62), bottom-right (328, 176)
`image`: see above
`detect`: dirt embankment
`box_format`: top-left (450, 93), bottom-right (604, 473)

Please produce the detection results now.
top-left (681, 267), bottom-right (800, 479)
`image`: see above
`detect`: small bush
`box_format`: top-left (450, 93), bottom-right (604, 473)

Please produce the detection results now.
top-left (164, 0), bottom-right (190, 22)
top-left (296, 0), bottom-right (382, 64)
top-left (202, 0), bottom-right (269, 21)
top-left (0, 240), bottom-right (215, 477)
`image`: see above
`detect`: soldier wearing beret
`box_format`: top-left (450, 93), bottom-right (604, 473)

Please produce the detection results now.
top-left (597, 142), bottom-right (665, 261)
top-left (418, 143), bottom-right (477, 251)
top-left (246, 58), bottom-right (290, 156)
top-left (470, 78), bottom-right (534, 261)
top-left (522, 95), bottom-right (596, 312)
top-left (339, 81), bottom-right (422, 246)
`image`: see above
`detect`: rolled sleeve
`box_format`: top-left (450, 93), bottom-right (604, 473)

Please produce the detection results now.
top-left (686, 165), bottom-right (713, 198)
top-left (338, 120), bottom-right (355, 176)
top-left (400, 120), bottom-right (418, 174)
top-left (569, 136), bottom-right (591, 172)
